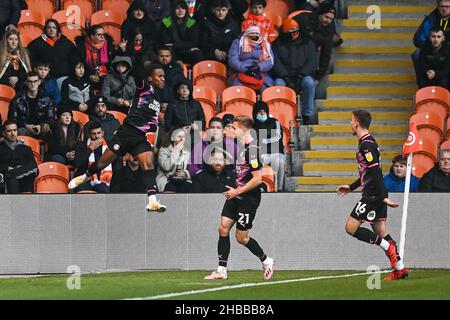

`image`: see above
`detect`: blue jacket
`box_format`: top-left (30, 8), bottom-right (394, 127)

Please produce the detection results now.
top-left (414, 8), bottom-right (450, 48)
top-left (383, 172), bottom-right (420, 192)
top-left (42, 77), bottom-right (61, 105)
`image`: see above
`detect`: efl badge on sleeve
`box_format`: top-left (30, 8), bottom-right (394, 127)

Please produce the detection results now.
top-left (250, 159), bottom-right (259, 169)
top-left (365, 152), bottom-right (373, 162)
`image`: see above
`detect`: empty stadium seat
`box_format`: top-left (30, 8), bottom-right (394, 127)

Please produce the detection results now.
top-left (262, 164), bottom-right (276, 192)
top-left (192, 61), bottom-right (227, 98)
top-left (193, 86), bottom-right (217, 127)
top-left (101, 0), bottom-right (132, 19)
top-left (222, 86), bottom-right (256, 117)
top-left (18, 136), bottom-right (42, 165)
top-left (262, 86), bottom-right (298, 127)
top-left (415, 86), bottom-right (450, 120)
top-left (411, 138), bottom-right (438, 178)
top-left (266, 0), bottom-right (291, 19)
top-left (90, 10), bottom-right (124, 45)
top-left (61, 0), bottom-right (95, 20)
top-left (268, 110), bottom-right (292, 153)
top-left (107, 110), bottom-right (127, 125)
top-left (52, 10), bottom-right (86, 44)
top-left (410, 112), bottom-right (444, 145)
top-left (20, 33), bottom-right (33, 47)
top-left (0, 85), bottom-right (15, 124)
top-left (27, 0), bottom-right (56, 20)
top-left (146, 128), bottom-right (158, 147)
top-left (72, 111), bottom-right (90, 127)
top-left (35, 162), bottom-right (70, 193)
top-left (18, 10), bottom-right (45, 41)
top-left (287, 9), bottom-right (312, 19)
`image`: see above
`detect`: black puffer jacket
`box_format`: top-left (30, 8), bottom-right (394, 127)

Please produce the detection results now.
top-left (192, 164), bottom-right (236, 193)
top-left (418, 41), bottom-right (449, 88)
top-left (419, 165), bottom-right (450, 192)
top-left (0, 140), bottom-right (38, 180)
top-left (121, 0), bottom-right (158, 44)
top-left (201, 13), bottom-right (240, 61)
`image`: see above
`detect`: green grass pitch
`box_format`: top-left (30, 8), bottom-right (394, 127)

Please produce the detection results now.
top-left (0, 269), bottom-right (449, 300)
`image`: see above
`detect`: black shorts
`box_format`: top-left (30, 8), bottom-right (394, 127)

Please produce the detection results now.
top-left (107, 124), bottom-right (152, 157)
top-left (350, 197), bottom-right (387, 223)
top-left (221, 197), bottom-right (259, 231)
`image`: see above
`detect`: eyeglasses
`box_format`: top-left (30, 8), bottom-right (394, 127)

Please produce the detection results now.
top-left (439, 5), bottom-right (450, 8)
top-left (95, 33), bottom-right (105, 37)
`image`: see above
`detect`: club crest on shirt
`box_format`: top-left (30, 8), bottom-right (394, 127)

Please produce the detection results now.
top-left (365, 152), bottom-right (373, 162)
top-left (250, 159), bottom-right (258, 169)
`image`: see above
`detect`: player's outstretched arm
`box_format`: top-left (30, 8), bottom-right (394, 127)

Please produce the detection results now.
top-left (224, 171), bottom-right (262, 200)
top-left (336, 185), bottom-right (351, 196)
top-left (383, 198), bottom-right (399, 208)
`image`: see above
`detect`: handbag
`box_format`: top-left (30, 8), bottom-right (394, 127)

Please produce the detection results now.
top-left (237, 72), bottom-right (264, 91)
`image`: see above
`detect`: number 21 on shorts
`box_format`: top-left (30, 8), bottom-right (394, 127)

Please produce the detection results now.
top-left (238, 213), bottom-right (250, 225)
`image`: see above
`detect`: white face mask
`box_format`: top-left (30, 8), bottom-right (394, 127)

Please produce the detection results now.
top-left (256, 114), bottom-right (268, 122)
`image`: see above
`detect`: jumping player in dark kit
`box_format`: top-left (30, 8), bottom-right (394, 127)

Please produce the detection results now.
top-left (336, 110), bottom-right (409, 280)
top-left (205, 115), bottom-right (274, 281)
top-left (68, 63), bottom-right (167, 212)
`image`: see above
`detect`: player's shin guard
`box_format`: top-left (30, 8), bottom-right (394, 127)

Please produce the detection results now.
top-left (142, 169), bottom-right (157, 197)
top-left (218, 236), bottom-right (230, 267)
top-left (244, 238), bottom-right (267, 262)
top-left (353, 227), bottom-right (383, 246)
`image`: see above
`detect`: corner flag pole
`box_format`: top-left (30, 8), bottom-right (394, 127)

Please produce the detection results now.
top-left (398, 152), bottom-right (413, 262)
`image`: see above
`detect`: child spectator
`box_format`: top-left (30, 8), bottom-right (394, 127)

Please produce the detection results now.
top-left (101, 56), bottom-right (136, 113)
top-left (34, 60), bottom-right (61, 105)
top-left (383, 155), bottom-right (420, 192)
top-left (61, 57), bottom-right (94, 113)
top-left (0, 29), bottom-right (32, 91)
top-left (241, 0), bottom-right (276, 43)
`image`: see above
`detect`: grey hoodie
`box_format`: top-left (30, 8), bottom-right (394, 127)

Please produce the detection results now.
top-left (101, 56), bottom-right (136, 108)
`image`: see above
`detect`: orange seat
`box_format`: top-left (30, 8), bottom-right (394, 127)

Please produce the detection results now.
top-left (441, 139), bottom-right (450, 150)
top-left (146, 127), bottom-right (159, 147)
top-left (287, 9), bottom-right (312, 19)
top-left (52, 10), bottom-right (86, 44)
top-left (183, 63), bottom-right (189, 79)
top-left (222, 86), bottom-right (256, 117)
top-left (107, 110), bottom-right (127, 125)
top-left (268, 110), bottom-right (292, 153)
top-left (100, 0), bottom-right (132, 20)
top-left (410, 112), bottom-right (444, 145)
top-left (18, 10), bottom-right (45, 41)
top-left (27, 0), bottom-right (56, 20)
top-left (262, 85), bottom-right (298, 127)
top-left (411, 138), bottom-right (438, 178)
top-left (61, 0), bottom-right (95, 20)
top-left (415, 86), bottom-right (450, 120)
top-left (90, 10), bottom-right (124, 45)
top-left (267, 0), bottom-right (291, 19)
top-left (19, 33), bottom-right (33, 47)
top-left (262, 164), bottom-right (276, 192)
top-left (192, 61), bottom-right (227, 98)
top-left (193, 86), bottom-right (217, 127)
top-left (18, 136), bottom-right (42, 165)
top-left (35, 162), bottom-right (70, 193)
top-left (264, 11), bottom-right (283, 29)
top-left (0, 85), bottom-right (16, 124)
top-left (72, 110), bottom-right (90, 127)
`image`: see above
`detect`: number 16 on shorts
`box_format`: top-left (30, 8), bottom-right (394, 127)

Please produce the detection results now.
top-left (354, 201), bottom-right (366, 216)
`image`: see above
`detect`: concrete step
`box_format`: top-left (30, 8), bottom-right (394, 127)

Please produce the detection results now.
top-left (347, 5), bottom-right (432, 20)
top-left (310, 137), bottom-right (405, 150)
top-left (326, 85), bottom-right (417, 99)
top-left (318, 111), bottom-right (412, 124)
top-left (346, 0), bottom-right (431, 4)
top-left (333, 53), bottom-right (411, 60)
top-left (333, 59), bottom-right (413, 73)
top-left (342, 19), bottom-right (421, 28)
top-left (327, 74), bottom-right (416, 83)
top-left (312, 124), bottom-right (407, 136)
top-left (316, 99), bottom-right (412, 111)
top-left (336, 45), bottom-right (415, 54)
top-left (300, 150), bottom-right (400, 160)
top-left (303, 162), bottom-right (391, 176)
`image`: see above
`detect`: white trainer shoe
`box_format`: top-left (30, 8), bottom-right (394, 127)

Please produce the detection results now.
top-left (262, 257), bottom-right (274, 280)
top-left (68, 174), bottom-right (89, 190)
top-left (146, 200), bottom-right (167, 213)
top-left (204, 269), bottom-right (228, 280)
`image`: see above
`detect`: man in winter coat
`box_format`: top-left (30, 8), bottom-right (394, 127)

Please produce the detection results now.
top-left (84, 96), bottom-right (120, 143)
top-left (419, 149), bottom-right (450, 192)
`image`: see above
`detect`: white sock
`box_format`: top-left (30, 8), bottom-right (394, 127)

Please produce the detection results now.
top-left (148, 195), bottom-right (157, 203)
top-left (218, 266), bottom-right (227, 273)
top-left (379, 238), bottom-right (390, 251)
top-left (262, 257), bottom-right (272, 265)
top-left (395, 259), bottom-right (405, 271)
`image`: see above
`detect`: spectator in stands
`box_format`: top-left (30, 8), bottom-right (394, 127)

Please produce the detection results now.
top-left (156, 127), bottom-right (192, 193)
top-left (241, 0), bottom-right (277, 43)
top-left (45, 105), bottom-right (82, 165)
top-left (60, 57), bottom-right (94, 113)
top-left (188, 117), bottom-right (237, 176)
top-left (294, 6), bottom-right (341, 85)
top-left (192, 148), bottom-right (236, 193)
top-left (121, 0), bottom-right (158, 46)
top-left (383, 155), bottom-right (420, 192)
top-left (75, 25), bottom-right (116, 91)
top-left (222, 113), bottom-right (236, 139)
top-left (144, 0), bottom-right (171, 26)
top-left (101, 55), bottom-right (136, 113)
top-left (117, 27), bottom-right (156, 82)
top-left (34, 60), bottom-right (61, 105)
top-left (412, 0), bottom-right (450, 85)
top-left (164, 78), bottom-right (205, 134)
top-left (110, 153), bottom-right (146, 193)
top-left (27, 19), bottom-right (77, 81)
top-left (419, 149), bottom-right (450, 192)
top-left (228, 26), bottom-right (275, 92)
top-left (0, 120), bottom-right (38, 194)
top-left (205, 0), bottom-right (249, 23)
top-left (160, 0), bottom-right (204, 65)
top-left (84, 95), bottom-right (120, 143)
top-left (272, 18), bottom-right (318, 125)
top-left (73, 121), bottom-right (112, 193)
top-left (0, 0), bottom-right (20, 40)
top-left (417, 27), bottom-right (449, 89)
top-left (252, 101), bottom-right (285, 191)
top-left (0, 29), bottom-right (32, 91)
top-left (156, 46), bottom-right (185, 109)
top-left (201, 0), bottom-right (240, 63)
top-left (8, 72), bottom-right (55, 138)
top-left (185, 0), bottom-right (207, 23)
top-left (293, 0), bottom-right (335, 12)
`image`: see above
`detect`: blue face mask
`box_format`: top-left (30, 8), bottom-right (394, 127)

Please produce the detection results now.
top-left (256, 114), bottom-right (268, 122)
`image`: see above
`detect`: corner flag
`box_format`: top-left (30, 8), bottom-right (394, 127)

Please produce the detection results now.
top-left (402, 121), bottom-right (420, 156)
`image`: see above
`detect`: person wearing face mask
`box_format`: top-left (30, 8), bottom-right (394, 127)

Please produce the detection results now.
top-left (383, 155), bottom-right (419, 193)
top-left (252, 101), bottom-right (285, 191)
